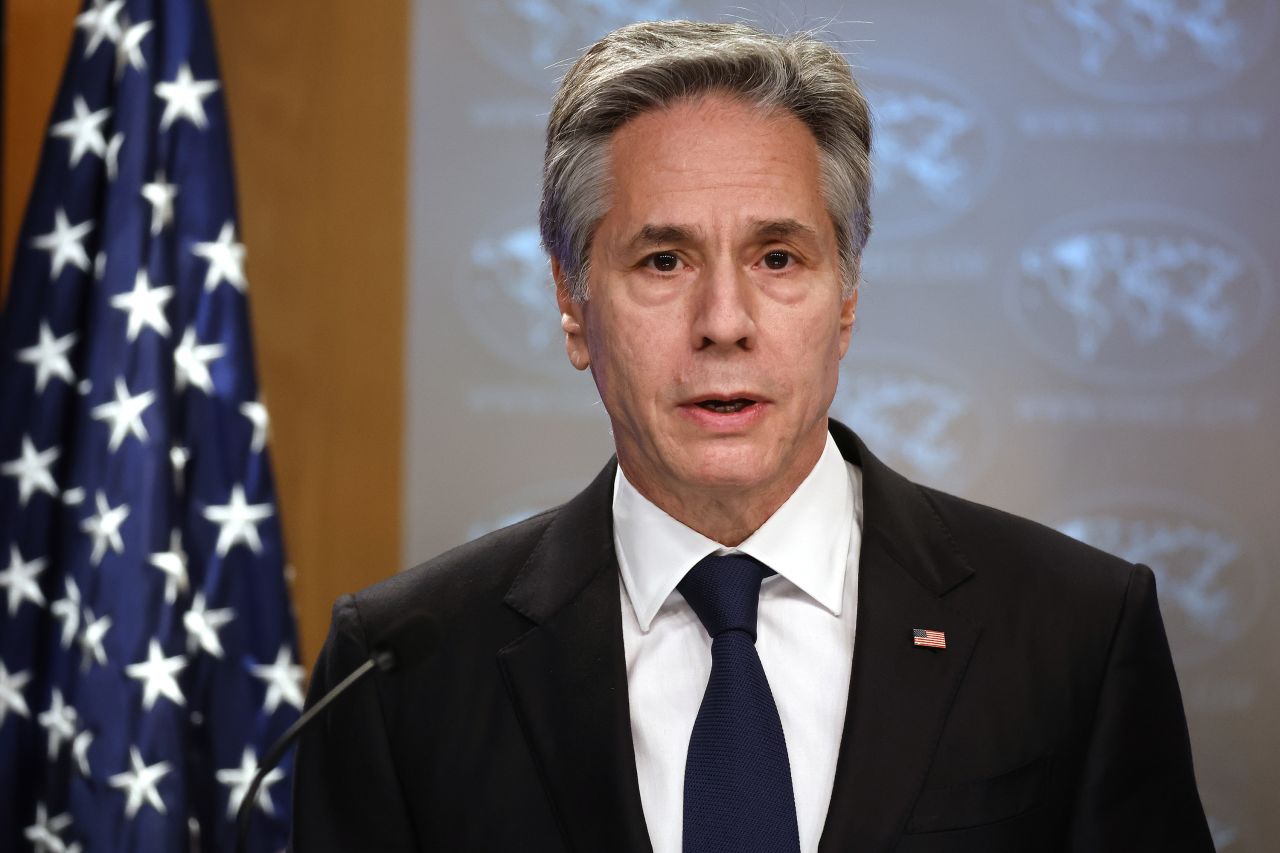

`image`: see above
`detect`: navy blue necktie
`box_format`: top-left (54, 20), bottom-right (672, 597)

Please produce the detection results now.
top-left (678, 553), bottom-right (801, 853)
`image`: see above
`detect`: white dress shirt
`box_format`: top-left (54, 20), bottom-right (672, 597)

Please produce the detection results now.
top-left (614, 432), bottom-right (864, 853)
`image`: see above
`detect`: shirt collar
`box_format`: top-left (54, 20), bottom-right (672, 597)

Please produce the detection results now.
top-left (613, 432), bottom-right (854, 632)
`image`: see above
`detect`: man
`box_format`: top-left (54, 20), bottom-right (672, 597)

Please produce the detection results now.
top-left (292, 21), bottom-right (1212, 852)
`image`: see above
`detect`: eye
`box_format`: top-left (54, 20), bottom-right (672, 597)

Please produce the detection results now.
top-left (762, 250), bottom-right (793, 270)
top-left (644, 252), bottom-right (682, 273)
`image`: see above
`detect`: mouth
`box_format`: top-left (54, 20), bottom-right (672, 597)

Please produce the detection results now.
top-left (678, 393), bottom-right (769, 430)
top-left (694, 398), bottom-right (757, 414)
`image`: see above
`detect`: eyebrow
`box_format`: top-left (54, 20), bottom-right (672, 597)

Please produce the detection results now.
top-left (624, 224), bottom-right (699, 254)
top-left (749, 218), bottom-right (819, 244)
top-left (622, 218), bottom-right (820, 254)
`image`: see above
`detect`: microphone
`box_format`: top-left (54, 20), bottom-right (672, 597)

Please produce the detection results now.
top-left (235, 646), bottom-right (398, 853)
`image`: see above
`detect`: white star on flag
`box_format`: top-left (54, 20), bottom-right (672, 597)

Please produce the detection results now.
top-left (240, 399), bottom-right (269, 453)
top-left (30, 208), bottom-right (93, 280)
top-left (148, 530), bottom-right (189, 605)
top-left (0, 544), bottom-right (46, 616)
top-left (2, 435), bottom-right (60, 506)
top-left (49, 96), bottom-right (112, 168)
top-left (155, 62), bottom-right (219, 130)
top-left (251, 645), bottom-right (305, 713)
top-left (23, 802), bottom-right (74, 853)
top-left (80, 490), bottom-right (130, 566)
top-left (192, 221), bottom-right (247, 292)
top-left (170, 444), bottom-right (190, 494)
top-left (16, 321), bottom-right (77, 392)
top-left (125, 639), bottom-right (186, 710)
top-left (140, 173), bottom-right (178, 235)
top-left (183, 592), bottom-right (235, 658)
top-left (0, 661), bottom-right (32, 727)
top-left (203, 484), bottom-right (274, 556)
top-left (110, 270), bottom-right (174, 341)
top-left (116, 18), bottom-right (153, 76)
top-left (51, 577), bottom-right (82, 649)
top-left (74, 0), bottom-right (125, 57)
top-left (37, 688), bottom-right (79, 760)
top-left (73, 727), bottom-right (95, 777)
top-left (105, 131), bottom-right (124, 181)
top-left (108, 747), bottom-right (171, 819)
top-left (174, 327), bottom-right (224, 394)
top-left (79, 610), bottom-right (112, 669)
top-left (91, 377), bottom-right (155, 451)
top-left (217, 747), bottom-right (285, 818)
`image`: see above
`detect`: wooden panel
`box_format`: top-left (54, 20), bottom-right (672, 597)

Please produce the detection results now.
top-left (2, 0), bottom-right (80, 293)
top-left (2, 1), bottom-right (409, 670)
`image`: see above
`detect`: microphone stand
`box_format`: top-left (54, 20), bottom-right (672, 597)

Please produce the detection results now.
top-left (235, 649), bottom-right (395, 853)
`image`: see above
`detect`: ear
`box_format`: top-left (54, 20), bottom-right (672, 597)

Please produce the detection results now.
top-left (552, 257), bottom-right (591, 371)
top-left (837, 280), bottom-right (858, 359)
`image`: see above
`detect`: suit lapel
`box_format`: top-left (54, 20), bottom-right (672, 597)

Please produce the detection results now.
top-left (497, 460), bottom-right (654, 853)
top-left (819, 423), bottom-right (983, 852)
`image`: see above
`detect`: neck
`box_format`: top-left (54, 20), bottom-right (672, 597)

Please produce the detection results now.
top-left (620, 433), bottom-right (826, 547)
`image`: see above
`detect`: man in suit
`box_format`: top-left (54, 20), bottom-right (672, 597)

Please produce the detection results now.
top-left (292, 20), bottom-right (1212, 852)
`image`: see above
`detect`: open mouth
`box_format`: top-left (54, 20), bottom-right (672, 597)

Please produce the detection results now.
top-left (695, 398), bottom-right (756, 414)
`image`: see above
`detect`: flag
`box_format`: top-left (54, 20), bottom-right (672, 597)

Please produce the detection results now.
top-left (912, 628), bottom-right (947, 649)
top-left (0, 1), bottom-right (300, 850)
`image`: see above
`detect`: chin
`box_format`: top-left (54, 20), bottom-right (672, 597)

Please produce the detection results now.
top-left (678, 448), bottom-right (779, 491)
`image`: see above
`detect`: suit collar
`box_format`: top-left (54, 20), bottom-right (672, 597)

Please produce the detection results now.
top-left (828, 419), bottom-right (976, 597)
top-left (502, 457), bottom-right (619, 625)
top-left (503, 420), bottom-right (976, 629)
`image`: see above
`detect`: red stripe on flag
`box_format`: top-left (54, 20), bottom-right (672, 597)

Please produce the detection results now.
top-left (913, 628), bottom-right (947, 649)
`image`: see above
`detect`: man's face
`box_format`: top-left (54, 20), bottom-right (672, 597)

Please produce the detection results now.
top-left (556, 95), bottom-right (856, 507)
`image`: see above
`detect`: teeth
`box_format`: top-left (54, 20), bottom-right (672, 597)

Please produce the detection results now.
top-left (698, 399), bottom-right (751, 413)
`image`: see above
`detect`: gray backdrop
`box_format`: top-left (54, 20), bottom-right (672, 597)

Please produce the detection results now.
top-left (407, 2), bottom-right (1278, 847)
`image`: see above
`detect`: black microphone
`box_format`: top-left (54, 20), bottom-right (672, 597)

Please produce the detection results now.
top-left (234, 647), bottom-right (398, 853)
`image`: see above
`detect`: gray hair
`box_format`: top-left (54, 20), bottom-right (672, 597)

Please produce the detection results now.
top-left (540, 20), bottom-right (873, 301)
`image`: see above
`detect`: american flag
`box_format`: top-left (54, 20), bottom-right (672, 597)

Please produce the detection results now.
top-left (0, 1), bottom-right (300, 850)
top-left (912, 628), bottom-right (947, 649)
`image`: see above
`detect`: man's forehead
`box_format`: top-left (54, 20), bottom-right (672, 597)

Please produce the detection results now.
top-left (591, 93), bottom-right (833, 259)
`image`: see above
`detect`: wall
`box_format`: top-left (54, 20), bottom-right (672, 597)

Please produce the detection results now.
top-left (2, 0), bottom-right (80, 292)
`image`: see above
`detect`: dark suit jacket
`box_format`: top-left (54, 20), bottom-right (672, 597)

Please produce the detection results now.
top-left (292, 421), bottom-right (1212, 851)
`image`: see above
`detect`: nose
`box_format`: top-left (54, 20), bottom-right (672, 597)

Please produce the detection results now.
top-left (691, 259), bottom-right (756, 352)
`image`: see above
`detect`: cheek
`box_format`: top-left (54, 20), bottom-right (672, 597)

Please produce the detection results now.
top-left (782, 314), bottom-right (843, 397)
top-left (585, 311), bottom-right (658, 406)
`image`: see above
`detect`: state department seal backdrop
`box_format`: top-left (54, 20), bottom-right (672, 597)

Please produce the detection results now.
top-left (406, 2), bottom-right (1279, 847)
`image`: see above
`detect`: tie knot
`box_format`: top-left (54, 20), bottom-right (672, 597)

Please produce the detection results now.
top-left (678, 553), bottom-right (773, 641)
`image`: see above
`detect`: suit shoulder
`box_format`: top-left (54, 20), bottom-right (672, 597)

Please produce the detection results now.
top-left (917, 484), bottom-right (1136, 602)
top-left (347, 506), bottom-right (560, 636)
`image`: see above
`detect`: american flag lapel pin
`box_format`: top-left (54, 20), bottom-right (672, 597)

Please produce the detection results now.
top-left (913, 627), bottom-right (947, 649)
